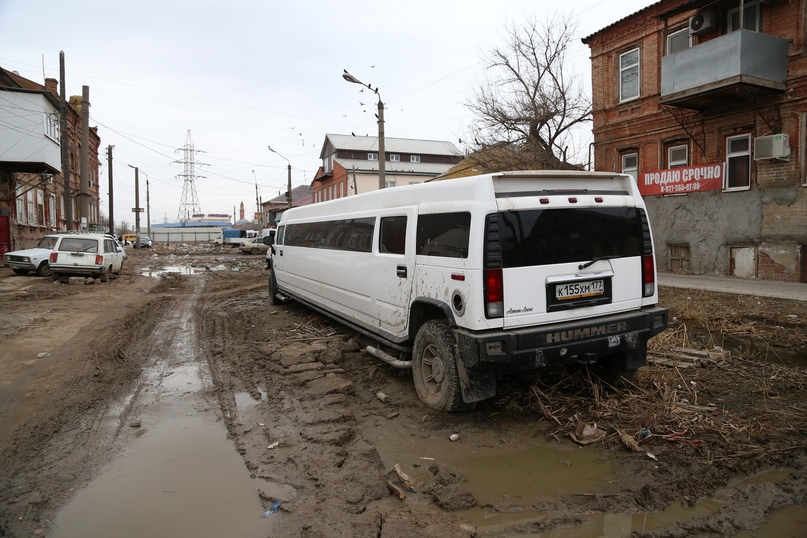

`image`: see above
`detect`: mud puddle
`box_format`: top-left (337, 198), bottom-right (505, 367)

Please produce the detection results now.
top-left (366, 417), bottom-right (806, 537)
top-left (140, 265), bottom-right (230, 277)
top-left (51, 278), bottom-right (273, 538)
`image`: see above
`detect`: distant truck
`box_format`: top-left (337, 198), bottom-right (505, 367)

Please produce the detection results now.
top-left (215, 228), bottom-right (259, 246)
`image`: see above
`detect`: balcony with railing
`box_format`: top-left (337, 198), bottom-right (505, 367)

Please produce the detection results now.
top-left (660, 30), bottom-right (790, 111)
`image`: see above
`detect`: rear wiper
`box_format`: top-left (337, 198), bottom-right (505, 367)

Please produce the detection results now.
top-left (579, 255), bottom-right (619, 270)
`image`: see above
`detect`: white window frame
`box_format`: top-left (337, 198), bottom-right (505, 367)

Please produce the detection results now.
top-left (368, 153), bottom-right (378, 161)
top-left (27, 188), bottom-right (36, 225)
top-left (668, 144), bottom-right (688, 168)
top-left (390, 154), bottom-right (400, 162)
top-left (621, 152), bottom-right (639, 182)
top-left (666, 28), bottom-right (691, 55)
top-left (410, 155), bottom-right (421, 163)
top-left (44, 112), bottom-right (60, 142)
top-left (15, 185), bottom-right (25, 223)
top-left (619, 48), bottom-right (640, 103)
top-left (49, 194), bottom-right (57, 227)
top-left (725, 134), bottom-right (752, 191)
top-left (385, 180), bottom-right (397, 189)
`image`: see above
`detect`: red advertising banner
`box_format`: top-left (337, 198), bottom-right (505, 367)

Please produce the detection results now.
top-left (639, 163), bottom-right (724, 196)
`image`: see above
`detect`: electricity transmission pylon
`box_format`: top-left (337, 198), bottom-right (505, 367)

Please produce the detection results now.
top-left (174, 130), bottom-right (204, 222)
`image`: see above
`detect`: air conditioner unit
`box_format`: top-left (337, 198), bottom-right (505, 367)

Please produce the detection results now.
top-left (689, 10), bottom-right (717, 34)
top-left (754, 134), bottom-right (790, 160)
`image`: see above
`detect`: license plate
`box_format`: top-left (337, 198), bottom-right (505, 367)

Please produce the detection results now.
top-left (555, 280), bottom-right (605, 301)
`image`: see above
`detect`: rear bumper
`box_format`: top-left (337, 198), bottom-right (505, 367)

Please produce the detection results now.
top-left (50, 264), bottom-right (103, 276)
top-left (455, 307), bottom-right (668, 373)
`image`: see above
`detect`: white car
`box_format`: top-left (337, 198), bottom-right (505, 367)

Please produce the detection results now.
top-left (49, 234), bottom-right (124, 282)
top-left (3, 235), bottom-right (61, 277)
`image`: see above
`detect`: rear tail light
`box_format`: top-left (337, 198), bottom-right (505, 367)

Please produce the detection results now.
top-left (49, 252), bottom-right (57, 262)
top-left (485, 268), bottom-right (503, 317)
top-left (95, 254), bottom-right (104, 265)
top-left (642, 254), bottom-right (655, 297)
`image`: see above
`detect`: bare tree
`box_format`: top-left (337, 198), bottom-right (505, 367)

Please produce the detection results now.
top-left (467, 13), bottom-right (591, 171)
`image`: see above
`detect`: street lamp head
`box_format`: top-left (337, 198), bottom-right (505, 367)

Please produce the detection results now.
top-left (342, 70), bottom-right (363, 85)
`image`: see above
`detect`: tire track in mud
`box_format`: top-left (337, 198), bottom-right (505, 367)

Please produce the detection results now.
top-left (195, 276), bottom-right (475, 537)
top-left (0, 277), bottom-right (194, 537)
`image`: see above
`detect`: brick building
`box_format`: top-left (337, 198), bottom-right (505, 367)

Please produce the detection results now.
top-left (312, 134), bottom-right (463, 203)
top-left (0, 67), bottom-right (101, 254)
top-left (583, 0), bottom-right (807, 282)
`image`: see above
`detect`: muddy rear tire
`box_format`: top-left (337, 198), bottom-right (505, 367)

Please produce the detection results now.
top-left (99, 267), bottom-right (109, 282)
top-left (412, 320), bottom-right (471, 412)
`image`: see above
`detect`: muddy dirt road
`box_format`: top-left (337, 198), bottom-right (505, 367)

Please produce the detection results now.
top-left (1, 246), bottom-right (806, 537)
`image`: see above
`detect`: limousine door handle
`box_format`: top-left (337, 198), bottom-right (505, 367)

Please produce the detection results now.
top-left (396, 265), bottom-right (407, 278)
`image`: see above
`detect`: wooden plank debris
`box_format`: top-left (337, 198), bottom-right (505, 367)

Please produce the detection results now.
top-left (649, 347), bottom-right (730, 368)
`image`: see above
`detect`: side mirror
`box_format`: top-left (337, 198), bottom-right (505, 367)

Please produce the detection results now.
top-left (263, 236), bottom-right (274, 246)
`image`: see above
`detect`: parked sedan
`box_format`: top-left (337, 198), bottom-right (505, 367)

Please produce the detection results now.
top-left (239, 237), bottom-right (269, 255)
top-left (3, 235), bottom-right (61, 276)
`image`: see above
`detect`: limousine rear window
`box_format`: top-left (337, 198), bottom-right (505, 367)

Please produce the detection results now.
top-left (416, 212), bottom-right (471, 259)
top-left (497, 207), bottom-right (643, 268)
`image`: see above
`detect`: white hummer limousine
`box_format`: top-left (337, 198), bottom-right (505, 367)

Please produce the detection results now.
top-left (266, 171), bottom-right (668, 411)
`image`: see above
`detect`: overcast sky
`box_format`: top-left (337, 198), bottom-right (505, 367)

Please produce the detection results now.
top-left (0, 0), bottom-right (653, 228)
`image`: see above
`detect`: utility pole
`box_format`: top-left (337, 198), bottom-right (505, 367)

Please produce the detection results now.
top-left (146, 177), bottom-right (151, 240)
top-left (287, 163), bottom-right (292, 209)
top-left (107, 145), bottom-right (114, 235)
top-left (59, 51), bottom-right (73, 230)
top-left (128, 165), bottom-right (141, 248)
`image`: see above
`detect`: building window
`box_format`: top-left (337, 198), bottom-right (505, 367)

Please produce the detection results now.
top-left (621, 152), bottom-right (638, 182)
top-left (726, 134), bottom-right (751, 190)
top-left (49, 194), bottom-right (57, 227)
top-left (619, 48), bottom-right (640, 102)
top-left (15, 186), bottom-right (25, 223)
top-left (410, 155), bottom-right (421, 163)
top-left (385, 180), bottom-right (397, 189)
top-left (668, 144), bottom-right (688, 168)
top-left (36, 189), bottom-right (45, 225)
top-left (666, 28), bottom-right (691, 55)
top-left (729, 0), bottom-right (760, 32)
top-left (44, 113), bottom-right (60, 142)
top-left (368, 153), bottom-right (378, 161)
top-left (390, 154), bottom-right (400, 162)
top-left (27, 189), bottom-right (36, 225)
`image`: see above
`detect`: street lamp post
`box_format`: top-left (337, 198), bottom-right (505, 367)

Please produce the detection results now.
top-left (127, 164), bottom-right (141, 248)
top-left (342, 70), bottom-right (385, 190)
top-left (268, 146), bottom-right (292, 209)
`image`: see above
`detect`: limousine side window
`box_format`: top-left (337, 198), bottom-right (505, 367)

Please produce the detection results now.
top-left (379, 216), bottom-right (407, 255)
top-left (416, 212), bottom-right (471, 258)
top-left (283, 218), bottom-right (374, 253)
